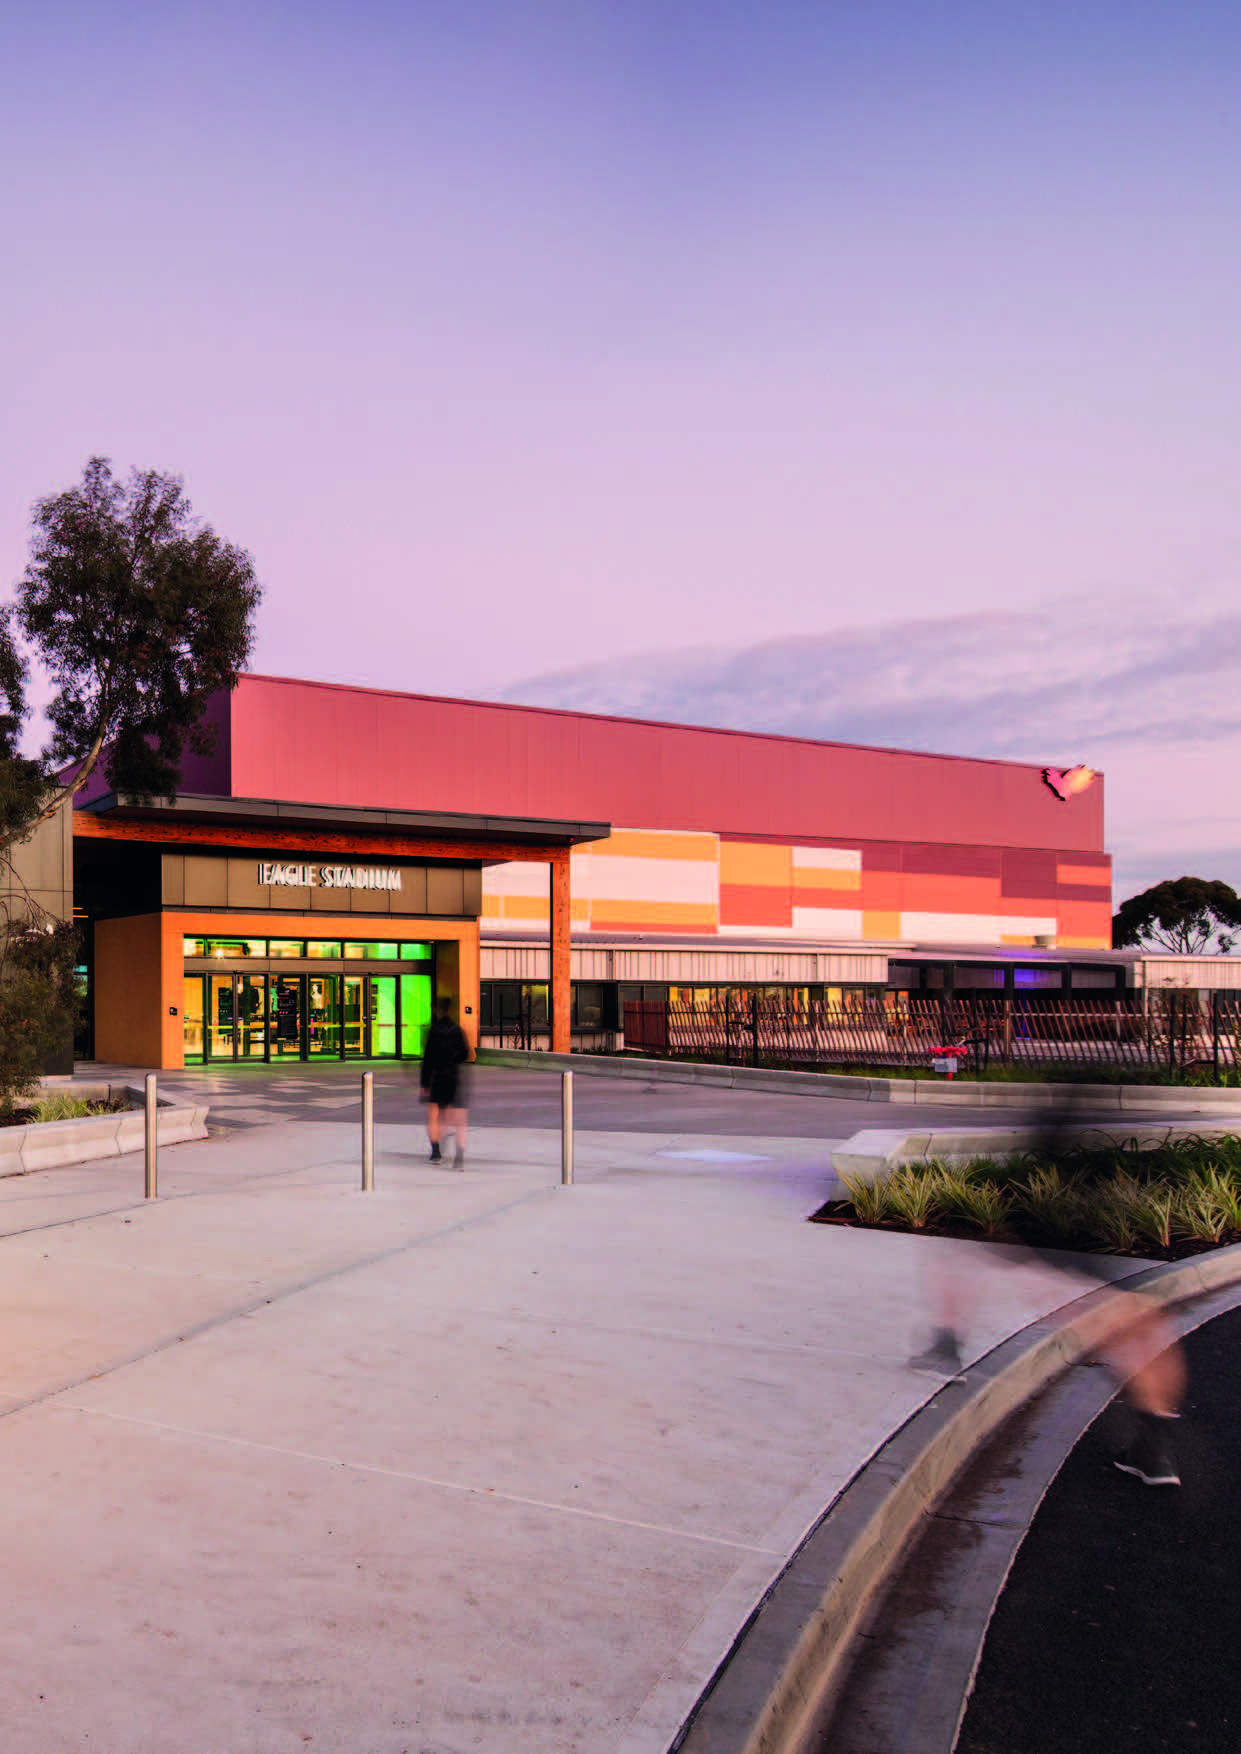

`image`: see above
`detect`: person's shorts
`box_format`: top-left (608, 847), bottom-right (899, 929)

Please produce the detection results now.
top-left (427, 1070), bottom-right (459, 1108)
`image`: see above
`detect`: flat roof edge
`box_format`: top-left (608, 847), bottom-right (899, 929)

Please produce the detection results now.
top-left (80, 793), bottom-right (610, 845)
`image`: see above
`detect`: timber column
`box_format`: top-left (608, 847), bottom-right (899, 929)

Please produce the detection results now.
top-left (549, 850), bottom-right (572, 1053)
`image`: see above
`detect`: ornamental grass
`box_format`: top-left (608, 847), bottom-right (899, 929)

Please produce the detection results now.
top-left (829, 1134), bottom-right (1241, 1261)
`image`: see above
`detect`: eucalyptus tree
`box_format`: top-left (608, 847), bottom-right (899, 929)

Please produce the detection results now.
top-left (1113, 878), bottom-right (1241, 956)
top-left (0, 457), bottom-right (261, 1105)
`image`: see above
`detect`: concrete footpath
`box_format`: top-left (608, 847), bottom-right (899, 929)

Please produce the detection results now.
top-left (0, 1098), bottom-right (1189, 1754)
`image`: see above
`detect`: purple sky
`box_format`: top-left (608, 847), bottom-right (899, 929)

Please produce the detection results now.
top-left (3, 2), bottom-right (1238, 901)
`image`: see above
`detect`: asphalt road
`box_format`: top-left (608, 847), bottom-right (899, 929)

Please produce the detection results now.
top-left (149, 1059), bottom-right (1161, 1138)
top-left (957, 1306), bottom-right (1241, 1754)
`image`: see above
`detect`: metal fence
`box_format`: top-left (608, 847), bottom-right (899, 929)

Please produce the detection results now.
top-left (622, 991), bottom-right (1241, 1077)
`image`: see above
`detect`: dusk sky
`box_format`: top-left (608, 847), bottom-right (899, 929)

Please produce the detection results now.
top-left (3, 2), bottom-right (1238, 901)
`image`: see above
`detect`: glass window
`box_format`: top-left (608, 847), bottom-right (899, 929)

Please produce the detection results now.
top-left (399, 941), bottom-right (432, 960)
top-left (306, 940), bottom-right (342, 959)
top-left (268, 939), bottom-right (306, 959)
top-left (206, 937), bottom-right (265, 959)
top-left (344, 941), bottom-right (400, 960)
top-left (182, 974), bottom-right (205, 1060)
top-left (400, 972), bottom-right (432, 1057)
top-left (183, 936), bottom-right (208, 957)
top-left (1014, 968), bottom-right (1063, 989)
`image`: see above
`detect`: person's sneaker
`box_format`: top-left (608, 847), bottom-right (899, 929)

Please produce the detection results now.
top-left (909, 1329), bottom-right (965, 1376)
top-left (429, 1142), bottom-right (442, 1163)
top-left (1115, 1423), bottom-right (1180, 1487)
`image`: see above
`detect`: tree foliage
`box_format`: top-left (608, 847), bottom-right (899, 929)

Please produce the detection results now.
top-left (0, 917), bottom-right (80, 1114)
top-left (6, 456), bottom-right (261, 844)
top-left (1112, 877), bottom-right (1241, 956)
top-left (1, 457), bottom-right (261, 1100)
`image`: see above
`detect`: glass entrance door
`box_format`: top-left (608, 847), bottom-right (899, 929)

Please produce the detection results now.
top-left (272, 976), bottom-right (302, 1058)
top-left (182, 955), bottom-right (434, 1065)
top-left (343, 975), bottom-right (365, 1055)
top-left (371, 976), bottom-right (397, 1057)
top-left (183, 976), bottom-right (206, 1063)
top-left (208, 974), bottom-right (237, 1059)
top-left (340, 975), bottom-right (399, 1058)
top-left (240, 975), bottom-right (268, 1059)
top-left (308, 975), bottom-right (341, 1056)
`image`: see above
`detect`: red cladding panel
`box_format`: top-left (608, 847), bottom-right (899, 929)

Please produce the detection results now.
top-left (224, 678), bottom-right (1106, 854)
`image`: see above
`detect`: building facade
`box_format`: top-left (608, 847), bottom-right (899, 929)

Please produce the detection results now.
top-left (58, 674), bottom-right (1136, 1068)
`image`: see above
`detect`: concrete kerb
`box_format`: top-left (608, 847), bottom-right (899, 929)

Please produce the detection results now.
top-left (671, 1240), bottom-right (1241, 1754)
top-left (0, 1080), bottom-right (209, 1176)
top-left (832, 1119), bottom-right (1241, 1181)
top-left (476, 1048), bottom-right (1241, 1113)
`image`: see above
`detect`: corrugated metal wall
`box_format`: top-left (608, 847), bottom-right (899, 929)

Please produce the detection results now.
top-left (480, 943), bottom-right (889, 984)
top-left (1136, 957), bottom-right (1241, 990)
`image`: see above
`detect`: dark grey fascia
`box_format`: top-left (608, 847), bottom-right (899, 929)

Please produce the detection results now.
top-left (82, 792), bottom-right (610, 849)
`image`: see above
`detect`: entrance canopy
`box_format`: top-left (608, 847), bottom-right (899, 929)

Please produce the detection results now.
top-left (74, 792), bottom-right (608, 1066)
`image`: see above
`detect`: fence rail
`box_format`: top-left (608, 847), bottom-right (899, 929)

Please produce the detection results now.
top-left (622, 993), bottom-right (1241, 1077)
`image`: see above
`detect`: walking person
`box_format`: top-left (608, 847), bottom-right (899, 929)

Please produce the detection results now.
top-left (910, 1100), bottom-right (1187, 1486)
top-left (421, 995), bottom-right (470, 1167)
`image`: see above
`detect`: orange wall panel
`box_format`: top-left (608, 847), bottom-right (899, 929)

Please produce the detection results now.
top-left (718, 884), bottom-right (792, 929)
top-left (793, 882), bottom-right (866, 910)
top-left (719, 841), bottom-right (793, 888)
top-left (895, 873), bottom-right (1001, 915)
top-left (792, 866), bottom-right (860, 893)
top-left (859, 872), bottom-right (903, 911)
top-left (590, 900), bottom-right (717, 930)
top-left (1055, 898), bottom-right (1112, 946)
top-left (863, 910), bottom-right (901, 938)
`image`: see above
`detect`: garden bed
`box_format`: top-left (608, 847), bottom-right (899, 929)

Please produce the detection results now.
top-left (0, 1082), bottom-right (210, 1174)
top-left (813, 1133), bottom-right (1241, 1263)
top-left (0, 1092), bottom-right (131, 1129)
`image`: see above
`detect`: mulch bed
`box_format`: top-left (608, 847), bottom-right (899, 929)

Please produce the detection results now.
top-left (809, 1199), bottom-right (1231, 1263)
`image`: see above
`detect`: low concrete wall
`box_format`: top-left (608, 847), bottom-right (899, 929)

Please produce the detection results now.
top-left (0, 1082), bottom-right (210, 1176)
top-left (832, 1119), bottom-right (1240, 1180)
top-left (478, 1047), bottom-right (1241, 1113)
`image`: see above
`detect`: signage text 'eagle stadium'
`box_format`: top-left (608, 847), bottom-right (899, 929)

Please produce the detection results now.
top-left (258, 863), bottom-right (403, 892)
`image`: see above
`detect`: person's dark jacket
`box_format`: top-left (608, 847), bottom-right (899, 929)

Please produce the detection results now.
top-left (421, 1015), bottom-right (468, 1087)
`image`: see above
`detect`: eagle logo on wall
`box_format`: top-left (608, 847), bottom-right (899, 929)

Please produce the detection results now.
top-left (1042, 764), bottom-right (1097, 802)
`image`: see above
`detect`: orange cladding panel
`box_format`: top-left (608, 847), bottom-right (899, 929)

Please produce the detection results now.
top-left (895, 873), bottom-right (1001, 914)
top-left (719, 885), bottom-right (792, 929)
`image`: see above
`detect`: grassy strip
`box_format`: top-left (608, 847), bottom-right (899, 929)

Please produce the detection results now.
top-left (827, 1134), bottom-right (1241, 1261)
top-left (621, 1050), bottom-right (1241, 1088)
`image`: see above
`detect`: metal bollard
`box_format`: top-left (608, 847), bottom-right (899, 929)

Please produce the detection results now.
top-left (361, 1071), bottom-right (374, 1191)
top-left (561, 1069), bottom-right (574, 1185)
top-left (144, 1072), bottom-right (158, 1200)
